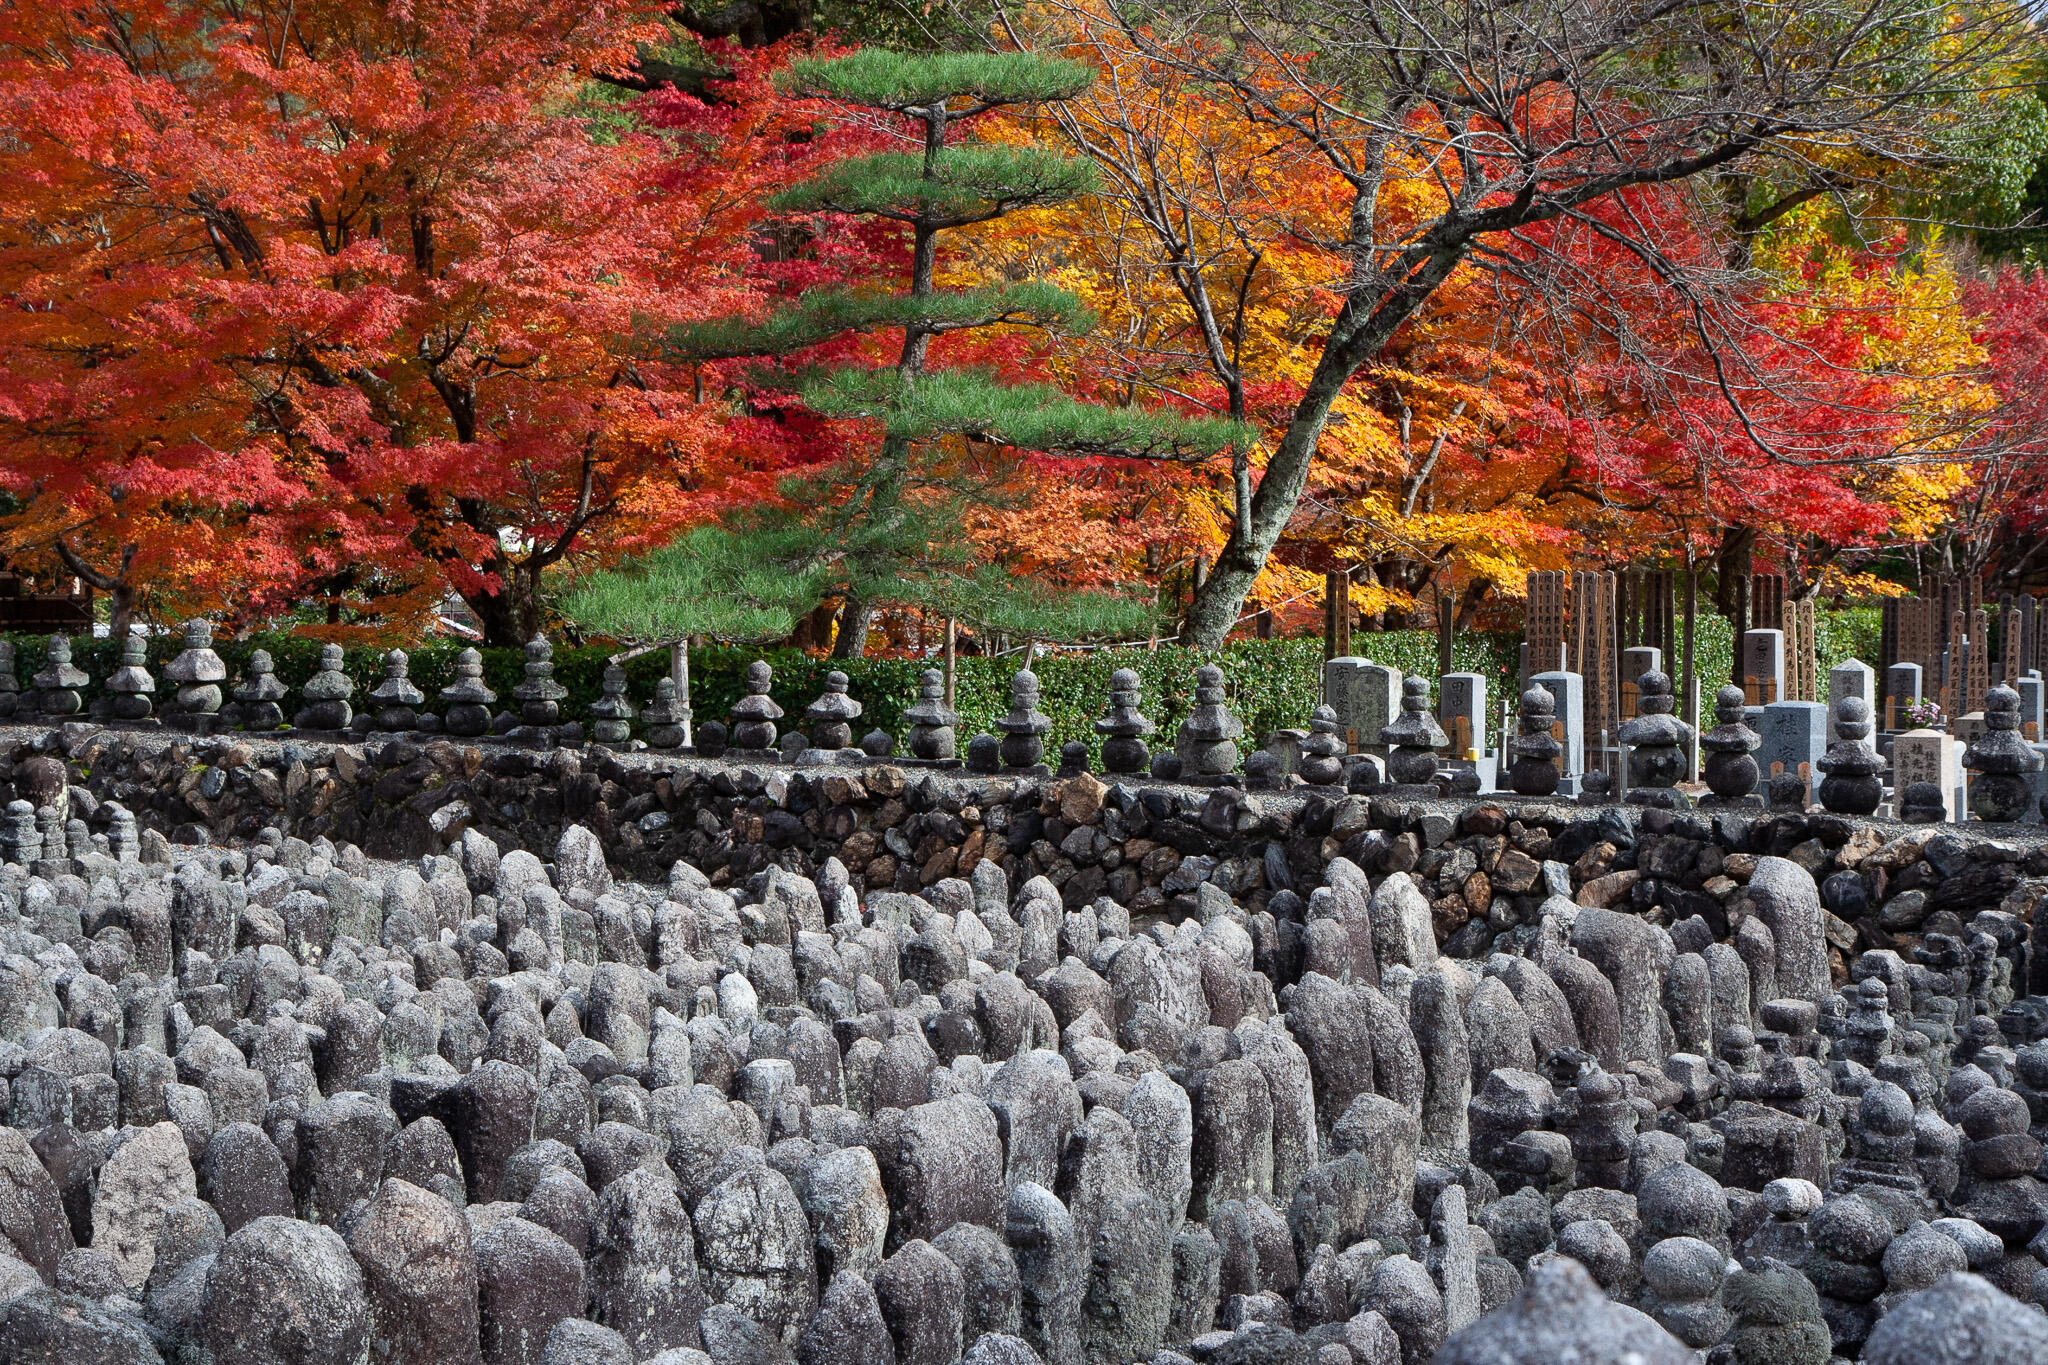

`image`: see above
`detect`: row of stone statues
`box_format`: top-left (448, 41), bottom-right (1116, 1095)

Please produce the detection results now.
top-left (1502, 667), bottom-right (2048, 822)
top-left (10, 629), bottom-right (2048, 820)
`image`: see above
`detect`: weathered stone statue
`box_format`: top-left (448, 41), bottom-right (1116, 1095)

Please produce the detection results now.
top-left (1817, 695), bottom-right (1885, 816)
top-left (31, 634), bottom-right (88, 717)
top-left (1701, 684), bottom-right (1762, 806)
top-left (904, 668), bottom-right (959, 761)
top-left (803, 671), bottom-right (862, 750)
top-left (511, 635), bottom-right (568, 729)
top-left (1298, 704), bottom-right (1346, 787)
top-left (1620, 669), bottom-right (1691, 808)
top-left (105, 630), bottom-right (157, 722)
top-left (1095, 668), bottom-right (1154, 775)
top-left (163, 619), bottom-right (227, 728)
top-left (233, 649), bottom-right (288, 732)
top-left (438, 648), bottom-right (497, 738)
top-left (295, 643), bottom-right (354, 731)
top-left (1963, 684), bottom-right (2040, 822)
top-left (1507, 686), bottom-right (1563, 796)
top-left (1175, 663), bottom-right (1244, 777)
top-left (641, 676), bottom-right (690, 750)
top-left (729, 661), bottom-right (782, 752)
top-left (998, 670), bottom-right (1053, 773)
top-left (368, 649), bottom-right (426, 732)
top-left (1382, 675), bottom-right (1448, 789)
top-left (589, 660), bottom-right (637, 745)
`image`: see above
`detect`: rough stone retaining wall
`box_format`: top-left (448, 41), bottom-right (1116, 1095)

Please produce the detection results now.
top-left (7, 725), bottom-right (2045, 991)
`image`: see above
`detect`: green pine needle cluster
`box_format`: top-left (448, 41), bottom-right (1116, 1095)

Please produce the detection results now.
top-left (768, 146), bottom-right (1097, 225)
top-left (778, 50), bottom-right (1093, 109)
top-left (664, 282), bottom-right (1093, 360)
top-left (556, 526), bottom-right (833, 645)
top-left (800, 367), bottom-right (1251, 459)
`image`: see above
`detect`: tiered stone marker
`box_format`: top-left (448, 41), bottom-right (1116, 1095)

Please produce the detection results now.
top-left (437, 648), bottom-right (496, 738)
top-left (31, 634), bottom-right (87, 717)
top-left (233, 649), bottom-right (288, 732)
top-left (1699, 685), bottom-right (1761, 806)
top-left (512, 634), bottom-right (568, 731)
top-left (997, 669), bottom-right (1052, 775)
top-left (640, 677), bottom-right (690, 751)
top-left (295, 644), bottom-right (354, 731)
top-left (728, 661), bottom-right (782, 754)
top-left (1506, 686), bottom-right (1563, 797)
top-left (0, 800), bottom-right (37, 865)
top-left (1382, 675), bottom-right (1447, 793)
top-left (904, 668), bottom-right (960, 764)
top-left (1816, 696), bottom-right (1884, 816)
top-left (0, 639), bottom-right (16, 718)
top-left (802, 671), bottom-right (862, 751)
top-left (1298, 705), bottom-right (1345, 787)
top-left (1093, 668), bottom-right (1151, 775)
top-left (163, 619), bottom-right (227, 732)
top-left (368, 649), bottom-right (426, 733)
top-left (1323, 656), bottom-right (1399, 753)
top-left (1963, 684), bottom-right (2041, 822)
top-left (1619, 670), bottom-right (1691, 807)
top-left (1175, 664), bottom-right (1243, 780)
top-left (105, 630), bottom-right (157, 724)
top-left (1891, 729), bottom-right (1962, 822)
top-left (589, 660), bottom-right (637, 745)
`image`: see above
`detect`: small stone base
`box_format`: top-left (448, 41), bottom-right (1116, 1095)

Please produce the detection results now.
top-left (895, 757), bottom-right (964, 770)
top-left (166, 713), bottom-right (223, 735)
top-left (1175, 772), bottom-right (1245, 789)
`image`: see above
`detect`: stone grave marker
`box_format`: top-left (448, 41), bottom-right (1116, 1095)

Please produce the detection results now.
top-left (1827, 659), bottom-right (1875, 742)
top-left (1884, 662), bottom-right (1922, 732)
top-left (1757, 700), bottom-right (1827, 803)
top-left (1619, 646), bottom-right (1660, 723)
top-left (1324, 657), bottom-right (1400, 754)
top-left (2018, 675), bottom-right (2044, 744)
top-left (1531, 669), bottom-right (1584, 794)
top-left (1742, 629), bottom-right (1785, 709)
top-left (1891, 729), bottom-right (1963, 821)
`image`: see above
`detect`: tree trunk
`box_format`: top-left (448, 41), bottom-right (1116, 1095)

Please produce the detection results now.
top-left (1712, 525), bottom-right (1756, 620)
top-left (833, 597), bottom-right (874, 659)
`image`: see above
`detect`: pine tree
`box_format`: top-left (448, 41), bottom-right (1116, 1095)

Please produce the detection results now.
top-left (579, 49), bottom-right (1242, 658)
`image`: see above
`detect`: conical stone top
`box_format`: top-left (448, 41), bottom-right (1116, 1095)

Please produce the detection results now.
top-left (368, 649), bottom-right (425, 707)
top-left (438, 648), bottom-right (496, 705)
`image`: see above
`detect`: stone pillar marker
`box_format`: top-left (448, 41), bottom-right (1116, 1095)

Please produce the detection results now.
top-left (437, 648), bottom-right (497, 738)
top-left (368, 648), bottom-right (425, 733)
top-left (1890, 729), bottom-right (1963, 821)
top-left (2016, 675), bottom-right (2044, 743)
top-left (233, 650), bottom-right (288, 732)
top-left (1530, 670), bottom-right (1584, 793)
top-left (1323, 656), bottom-right (1400, 753)
top-left (1884, 661), bottom-right (1923, 732)
top-left (1827, 659), bottom-right (1875, 741)
top-left (105, 629), bottom-right (157, 723)
top-left (640, 677), bottom-right (690, 751)
top-left (1439, 672), bottom-right (1487, 761)
top-left (588, 659), bottom-right (637, 745)
top-left (1757, 700), bottom-right (1827, 805)
top-left (1741, 628), bottom-right (1785, 709)
top-left (1619, 646), bottom-right (1661, 722)
top-left (907, 667), bottom-right (962, 763)
top-left (1963, 684), bottom-right (2041, 822)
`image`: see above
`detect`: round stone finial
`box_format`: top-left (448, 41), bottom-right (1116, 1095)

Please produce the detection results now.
top-left (1522, 686), bottom-right (1555, 714)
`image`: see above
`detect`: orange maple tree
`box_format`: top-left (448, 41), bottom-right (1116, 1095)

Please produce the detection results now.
top-left (0, 0), bottom-right (831, 641)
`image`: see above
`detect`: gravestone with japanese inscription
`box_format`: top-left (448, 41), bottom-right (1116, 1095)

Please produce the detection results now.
top-left (1757, 700), bottom-right (1827, 805)
top-left (1891, 729), bottom-right (1963, 822)
top-left (1439, 671), bottom-right (1495, 792)
top-left (1884, 662), bottom-right (1923, 733)
top-left (2017, 675), bottom-right (2044, 744)
top-left (1323, 657), bottom-right (1401, 754)
top-left (1742, 629), bottom-right (1785, 710)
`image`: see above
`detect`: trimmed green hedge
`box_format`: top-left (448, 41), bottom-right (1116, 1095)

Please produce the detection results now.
top-left (0, 606), bottom-right (1889, 755)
